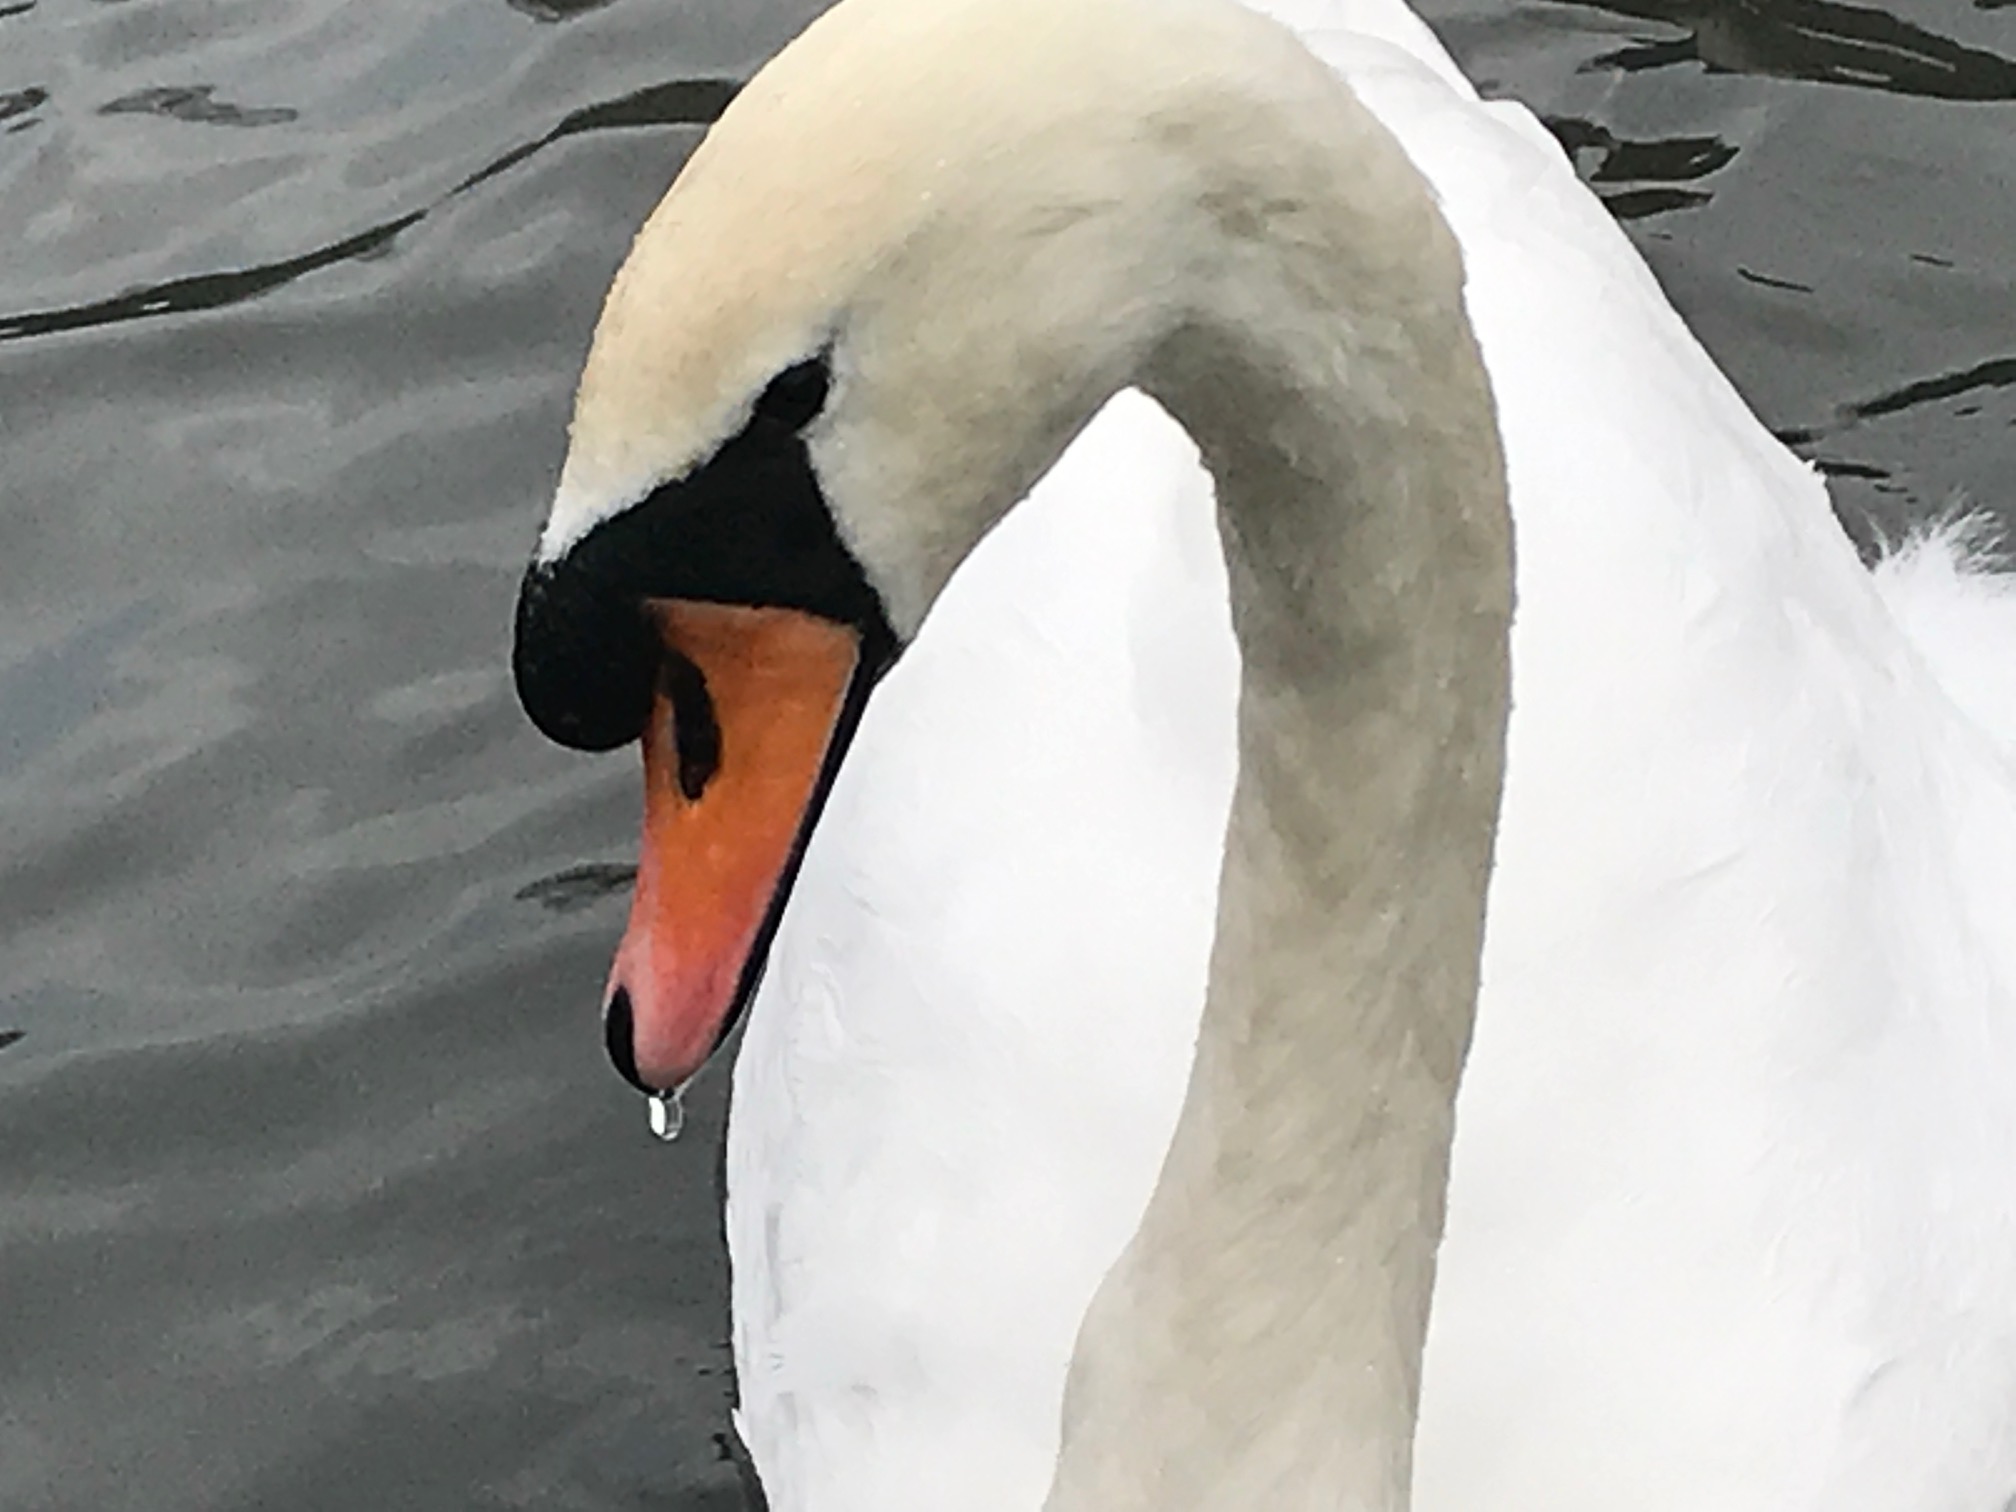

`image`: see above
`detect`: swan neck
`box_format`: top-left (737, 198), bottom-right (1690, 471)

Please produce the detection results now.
top-left (1046, 82), bottom-right (1513, 1511)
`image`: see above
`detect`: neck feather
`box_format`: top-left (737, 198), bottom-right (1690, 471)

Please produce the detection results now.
top-left (1044, 69), bottom-right (1512, 1512)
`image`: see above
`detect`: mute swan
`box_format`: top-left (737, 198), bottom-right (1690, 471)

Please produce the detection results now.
top-left (512, 0), bottom-right (2016, 1508)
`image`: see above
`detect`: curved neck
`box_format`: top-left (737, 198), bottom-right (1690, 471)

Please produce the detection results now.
top-left (1045, 76), bottom-right (1513, 1512)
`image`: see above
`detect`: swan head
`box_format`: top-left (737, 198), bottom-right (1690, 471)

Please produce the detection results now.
top-left (513, 0), bottom-right (1376, 1090)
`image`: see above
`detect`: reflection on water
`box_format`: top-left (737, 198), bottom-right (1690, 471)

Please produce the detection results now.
top-left (1, 0), bottom-right (2012, 1507)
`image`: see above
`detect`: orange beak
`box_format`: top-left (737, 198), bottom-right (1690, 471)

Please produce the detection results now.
top-left (604, 600), bottom-right (863, 1091)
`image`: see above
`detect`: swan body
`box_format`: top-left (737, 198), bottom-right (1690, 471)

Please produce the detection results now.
top-left (695, 5), bottom-right (2016, 1511)
top-left (525, 0), bottom-right (1514, 1501)
top-left (510, 0), bottom-right (2016, 1505)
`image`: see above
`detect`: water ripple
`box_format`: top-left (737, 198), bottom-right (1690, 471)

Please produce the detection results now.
top-left (99, 84), bottom-right (299, 129)
top-left (1736, 266), bottom-right (1816, 294)
top-left (0, 75), bottom-right (739, 345)
top-left (1849, 354), bottom-right (2016, 421)
top-left (1545, 115), bottom-right (1738, 218)
top-left (1573, 0), bottom-right (2016, 99)
top-left (0, 84), bottom-right (47, 128)
top-left (0, 211), bottom-right (424, 340)
top-left (516, 862), bottom-right (638, 913)
top-left (506, 0), bottom-right (623, 19)
top-left (1776, 354), bottom-right (2016, 448)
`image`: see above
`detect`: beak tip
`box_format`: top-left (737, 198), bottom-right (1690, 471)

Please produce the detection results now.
top-left (603, 985), bottom-right (651, 1093)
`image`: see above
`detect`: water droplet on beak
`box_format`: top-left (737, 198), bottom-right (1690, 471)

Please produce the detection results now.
top-left (647, 1089), bottom-right (685, 1143)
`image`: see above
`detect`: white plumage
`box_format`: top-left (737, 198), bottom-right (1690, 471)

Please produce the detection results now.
top-left (702, 3), bottom-right (2016, 1506)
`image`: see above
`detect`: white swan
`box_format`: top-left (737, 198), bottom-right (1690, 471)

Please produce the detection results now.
top-left (511, 0), bottom-right (2016, 1507)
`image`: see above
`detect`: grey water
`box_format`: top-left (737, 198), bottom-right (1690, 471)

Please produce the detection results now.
top-left (1, 0), bottom-right (2012, 1507)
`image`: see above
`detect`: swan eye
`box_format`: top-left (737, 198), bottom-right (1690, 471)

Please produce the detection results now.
top-left (751, 355), bottom-right (832, 433)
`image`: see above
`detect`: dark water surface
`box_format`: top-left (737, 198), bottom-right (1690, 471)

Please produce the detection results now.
top-left (2, 0), bottom-right (2012, 1507)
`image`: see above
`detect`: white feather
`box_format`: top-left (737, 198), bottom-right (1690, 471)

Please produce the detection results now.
top-left (722, 4), bottom-right (2016, 1507)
